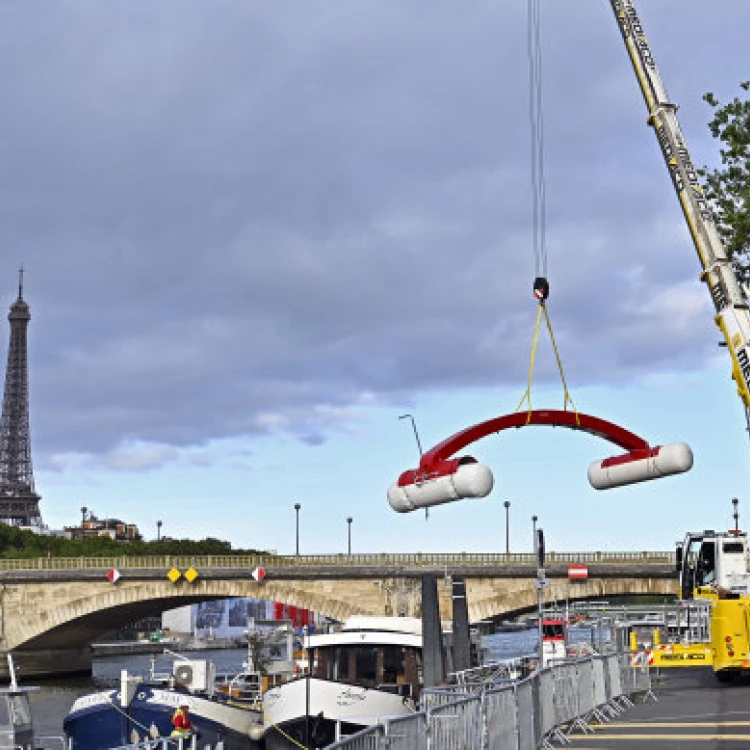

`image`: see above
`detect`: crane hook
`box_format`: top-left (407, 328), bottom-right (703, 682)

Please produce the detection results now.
top-left (533, 277), bottom-right (549, 302)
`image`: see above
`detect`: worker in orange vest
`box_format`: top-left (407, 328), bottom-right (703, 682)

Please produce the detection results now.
top-left (170, 704), bottom-right (193, 739)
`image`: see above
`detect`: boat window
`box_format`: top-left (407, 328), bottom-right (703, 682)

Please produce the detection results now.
top-left (330, 647), bottom-right (350, 682)
top-left (355, 647), bottom-right (379, 686)
top-left (312, 648), bottom-right (329, 679)
top-left (382, 647), bottom-right (406, 685)
top-left (9, 696), bottom-right (30, 727)
top-left (542, 623), bottom-right (565, 639)
top-left (723, 542), bottom-right (745, 554)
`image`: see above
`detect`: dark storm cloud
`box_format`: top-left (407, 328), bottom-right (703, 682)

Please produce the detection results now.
top-left (0, 1), bottom-right (746, 465)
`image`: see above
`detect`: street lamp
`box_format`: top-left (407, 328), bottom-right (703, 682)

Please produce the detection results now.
top-left (157, 520), bottom-right (163, 542)
top-left (398, 414), bottom-right (423, 456)
top-left (733, 498), bottom-right (740, 530)
top-left (532, 515), bottom-right (538, 552)
top-left (504, 500), bottom-right (511, 556)
top-left (347, 517), bottom-right (353, 556)
top-left (294, 503), bottom-right (301, 556)
top-left (80, 506), bottom-right (88, 540)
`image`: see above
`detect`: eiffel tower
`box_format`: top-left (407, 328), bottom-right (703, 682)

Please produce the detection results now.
top-left (0, 269), bottom-right (41, 527)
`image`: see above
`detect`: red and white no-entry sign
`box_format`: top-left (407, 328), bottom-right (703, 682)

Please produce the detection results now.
top-left (568, 564), bottom-right (588, 581)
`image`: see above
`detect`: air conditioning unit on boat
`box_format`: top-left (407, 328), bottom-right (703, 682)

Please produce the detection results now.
top-left (173, 660), bottom-right (216, 694)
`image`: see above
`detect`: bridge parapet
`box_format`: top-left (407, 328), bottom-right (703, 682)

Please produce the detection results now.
top-left (0, 550), bottom-right (675, 572)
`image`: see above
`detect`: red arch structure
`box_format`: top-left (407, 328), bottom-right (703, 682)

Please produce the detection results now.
top-left (414, 409), bottom-right (649, 475)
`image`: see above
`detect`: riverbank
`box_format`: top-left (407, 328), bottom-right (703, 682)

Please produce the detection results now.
top-left (91, 637), bottom-right (245, 657)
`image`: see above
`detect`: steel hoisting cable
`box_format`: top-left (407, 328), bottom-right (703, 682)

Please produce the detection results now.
top-left (516, 0), bottom-right (579, 425)
top-left (527, 0), bottom-right (547, 278)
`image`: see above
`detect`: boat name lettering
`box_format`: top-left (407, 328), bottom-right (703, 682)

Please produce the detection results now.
top-left (659, 653), bottom-right (707, 661)
top-left (74, 693), bottom-right (112, 709)
top-left (337, 687), bottom-right (367, 705)
top-left (150, 691), bottom-right (196, 708)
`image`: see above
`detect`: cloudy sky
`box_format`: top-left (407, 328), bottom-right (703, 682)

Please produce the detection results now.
top-left (1, 1), bottom-right (749, 554)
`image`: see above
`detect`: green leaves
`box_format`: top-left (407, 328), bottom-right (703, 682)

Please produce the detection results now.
top-left (699, 82), bottom-right (750, 285)
top-left (0, 525), bottom-right (263, 558)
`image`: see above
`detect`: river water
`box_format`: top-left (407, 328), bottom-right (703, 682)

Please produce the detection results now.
top-left (28, 626), bottom-right (606, 740)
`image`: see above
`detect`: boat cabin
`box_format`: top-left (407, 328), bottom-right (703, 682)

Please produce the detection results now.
top-left (306, 617), bottom-right (423, 699)
top-left (542, 619), bottom-right (565, 641)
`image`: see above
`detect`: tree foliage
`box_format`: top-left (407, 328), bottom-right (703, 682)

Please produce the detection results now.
top-left (700, 82), bottom-right (750, 285)
top-left (0, 524), bottom-right (266, 559)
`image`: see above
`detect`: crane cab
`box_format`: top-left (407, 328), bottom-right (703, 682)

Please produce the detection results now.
top-left (677, 530), bottom-right (750, 599)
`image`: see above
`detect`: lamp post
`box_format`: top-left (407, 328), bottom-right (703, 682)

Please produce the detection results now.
top-left (532, 515), bottom-right (538, 552)
top-left (157, 520), bottom-right (162, 542)
top-left (347, 517), bottom-right (353, 556)
top-left (294, 503), bottom-right (301, 556)
top-left (536, 528), bottom-right (546, 669)
top-left (733, 498), bottom-right (740, 530)
top-left (504, 501), bottom-right (511, 556)
top-left (80, 506), bottom-right (88, 541)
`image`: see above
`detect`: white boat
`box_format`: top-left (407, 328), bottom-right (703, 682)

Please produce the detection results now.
top-left (541, 617), bottom-right (567, 667)
top-left (262, 616), bottom-right (424, 748)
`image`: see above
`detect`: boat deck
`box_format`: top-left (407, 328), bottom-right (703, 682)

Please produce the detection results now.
top-left (567, 668), bottom-right (750, 749)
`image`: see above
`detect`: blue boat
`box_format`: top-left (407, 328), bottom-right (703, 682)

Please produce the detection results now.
top-left (64, 658), bottom-right (266, 750)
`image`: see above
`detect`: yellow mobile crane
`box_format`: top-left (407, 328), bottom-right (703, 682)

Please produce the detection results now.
top-left (610, 0), bottom-right (750, 678)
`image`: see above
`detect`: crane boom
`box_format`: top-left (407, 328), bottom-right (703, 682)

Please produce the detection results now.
top-left (612, 0), bottom-right (750, 681)
top-left (610, 0), bottom-right (750, 410)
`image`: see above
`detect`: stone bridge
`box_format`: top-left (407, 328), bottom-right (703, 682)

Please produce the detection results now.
top-left (0, 551), bottom-right (676, 677)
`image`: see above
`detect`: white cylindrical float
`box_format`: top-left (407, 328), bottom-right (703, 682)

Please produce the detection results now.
top-left (388, 458), bottom-right (494, 513)
top-left (588, 442), bottom-right (693, 490)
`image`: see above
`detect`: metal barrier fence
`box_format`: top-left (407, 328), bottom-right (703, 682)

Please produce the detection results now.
top-left (0, 550), bottom-right (675, 572)
top-left (324, 653), bottom-right (654, 750)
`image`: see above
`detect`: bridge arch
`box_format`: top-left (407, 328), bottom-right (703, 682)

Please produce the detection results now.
top-left (466, 577), bottom-right (677, 621)
top-left (7, 579), bottom-right (379, 653)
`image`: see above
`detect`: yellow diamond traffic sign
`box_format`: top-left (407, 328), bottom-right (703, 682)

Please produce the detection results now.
top-left (185, 567), bottom-right (199, 583)
top-left (167, 567), bottom-right (181, 583)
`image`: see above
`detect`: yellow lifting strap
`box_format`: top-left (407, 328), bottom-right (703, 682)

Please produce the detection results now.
top-left (516, 300), bottom-right (579, 426)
